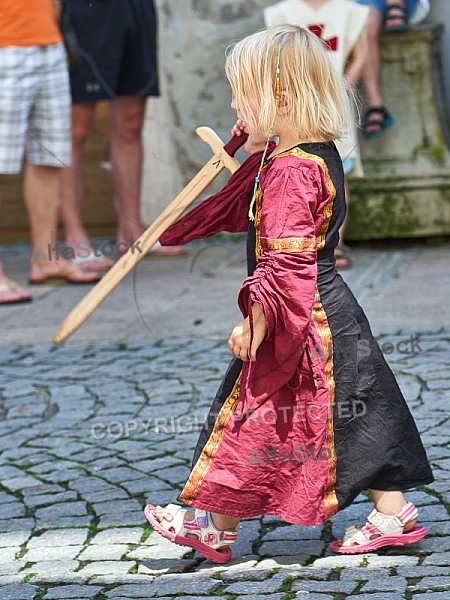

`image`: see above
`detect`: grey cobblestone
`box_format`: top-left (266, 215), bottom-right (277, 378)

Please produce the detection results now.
top-left (0, 318), bottom-right (449, 599)
top-left (0, 583), bottom-right (39, 599)
top-left (43, 585), bottom-right (102, 599)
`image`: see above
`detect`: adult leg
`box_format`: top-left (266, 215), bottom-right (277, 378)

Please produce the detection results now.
top-left (362, 7), bottom-right (384, 114)
top-left (26, 163), bottom-right (99, 283)
top-left (60, 103), bottom-right (97, 251)
top-left (109, 96), bottom-right (146, 246)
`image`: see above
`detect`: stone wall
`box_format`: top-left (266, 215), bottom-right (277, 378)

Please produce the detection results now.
top-left (159, 0), bottom-right (275, 180)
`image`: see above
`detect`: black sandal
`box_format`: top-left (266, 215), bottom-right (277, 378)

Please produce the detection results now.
top-left (363, 107), bottom-right (394, 139)
top-left (384, 4), bottom-right (409, 31)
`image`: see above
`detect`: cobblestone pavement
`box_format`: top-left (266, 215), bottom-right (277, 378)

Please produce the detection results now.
top-left (0, 328), bottom-right (449, 599)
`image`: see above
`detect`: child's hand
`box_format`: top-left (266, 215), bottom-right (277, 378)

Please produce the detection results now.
top-left (231, 118), bottom-right (247, 138)
top-left (228, 304), bottom-right (267, 362)
top-left (231, 119), bottom-right (266, 155)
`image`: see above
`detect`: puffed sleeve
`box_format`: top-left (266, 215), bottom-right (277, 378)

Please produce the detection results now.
top-left (237, 158), bottom-right (324, 409)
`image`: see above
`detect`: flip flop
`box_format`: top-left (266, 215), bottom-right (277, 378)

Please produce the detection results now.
top-left (72, 254), bottom-right (115, 272)
top-left (384, 3), bottom-right (410, 31)
top-left (335, 245), bottom-right (352, 269)
top-left (330, 526), bottom-right (427, 554)
top-left (144, 504), bottom-right (235, 564)
top-left (363, 107), bottom-right (394, 139)
top-left (0, 280), bottom-right (32, 305)
top-left (29, 265), bottom-right (102, 285)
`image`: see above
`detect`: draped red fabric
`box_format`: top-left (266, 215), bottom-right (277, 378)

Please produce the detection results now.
top-left (159, 143), bottom-right (276, 246)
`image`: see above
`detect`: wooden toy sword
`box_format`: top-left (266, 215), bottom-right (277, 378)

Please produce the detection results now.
top-left (53, 127), bottom-right (247, 344)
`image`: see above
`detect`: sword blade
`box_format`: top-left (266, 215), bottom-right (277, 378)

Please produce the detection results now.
top-left (53, 130), bottom-right (244, 344)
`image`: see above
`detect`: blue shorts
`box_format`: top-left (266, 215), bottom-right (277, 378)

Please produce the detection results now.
top-left (357, 0), bottom-right (419, 19)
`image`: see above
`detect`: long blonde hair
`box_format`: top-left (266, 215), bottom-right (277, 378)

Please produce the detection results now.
top-left (225, 25), bottom-right (351, 141)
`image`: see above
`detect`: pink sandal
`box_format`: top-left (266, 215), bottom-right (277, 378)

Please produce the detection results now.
top-left (330, 502), bottom-right (426, 554)
top-left (144, 503), bottom-right (237, 564)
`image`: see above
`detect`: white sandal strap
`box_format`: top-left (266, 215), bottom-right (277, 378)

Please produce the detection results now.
top-left (341, 502), bottom-right (418, 547)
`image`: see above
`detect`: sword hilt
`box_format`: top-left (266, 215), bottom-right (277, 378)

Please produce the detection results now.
top-left (224, 132), bottom-right (249, 157)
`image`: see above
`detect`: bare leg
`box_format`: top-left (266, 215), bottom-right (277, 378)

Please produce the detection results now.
top-left (108, 96), bottom-right (147, 246)
top-left (26, 163), bottom-right (99, 282)
top-left (60, 103), bottom-right (97, 251)
top-left (361, 7), bottom-right (384, 111)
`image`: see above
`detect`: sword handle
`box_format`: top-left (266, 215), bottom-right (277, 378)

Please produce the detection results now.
top-left (224, 132), bottom-right (249, 157)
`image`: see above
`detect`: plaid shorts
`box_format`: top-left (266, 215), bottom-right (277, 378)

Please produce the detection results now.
top-left (0, 43), bottom-right (71, 174)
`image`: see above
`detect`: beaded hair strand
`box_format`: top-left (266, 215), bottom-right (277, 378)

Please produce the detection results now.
top-left (248, 33), bottom-right (284, 221)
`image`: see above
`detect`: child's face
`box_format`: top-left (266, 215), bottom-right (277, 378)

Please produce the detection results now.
top-left (231, 97), bottom-right (257, 135)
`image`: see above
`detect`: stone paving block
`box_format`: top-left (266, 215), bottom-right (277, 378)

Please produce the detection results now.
top-left (92, 499), bottom-right (142, 515)
top-left (254, 556), bottom-right (310, 569)
top-left (0, 583), bottom-right (38, 599)
top-left (0, 532), bottom-right (31, 547)
top-left (35, 501), bottom-right (87, 520)
top-left (360, 576), bottom-right (407, 592)
top-left (137, 558), bottom-right (198, 575)
top-left (416, 537), bottom-right (450, 552)
top-left (0, 519), bottom-right (35, 534)
top-left (346, 595), bottom-right (405, 600)
top-left (339, 568), bottom-right (387, 580)
top-left (225, 578), bottom-right (284, 595)
top-left (295, 595), bottom-right (335, 600)
top-left (97, 511), bottom-right (144, 529)
top-left (78, 561), bottom-right (136, 576)
top-left (27, 529), bottom-right (88, 548)
top-left (259, 539), bottom-right (324, 557)
top-left (423, 552), bottom-right (450, 566)
top-left (397, 566), bottom-right (450, 577)
top-left (150, 573), bottom-right (221, 596)
top-left (105, 584), bottom-right (159, 597)
top-left (291, 579), bottom-right (358, 594)
top-left (0, 548), bottom-right (20, 561)
top-left (25, 492), bottom-right (78, 508)
top-left (78, 544), bottom-right (129, 561)
top-left (100, 467), bottom-right (146, 483)
top-left (43, 585), bottom-right (102, 599)
top-left (412, 594), bottom-right (450, 599)
top-left (1, 476), bottom-right (41, 492)
top-left (236, 595), bottom-right (285, 600)
top-left (220, 568), bottom-right (272, 581)
top-left (414, 576), bottom-right (450, 591)
top-left (90, 527), bottom-right (143, 545)
top-left (0, 504), bottom-right (26, 520)
top-left (364, 554), bottom-right (419, 567)
top-left (35, 516), bottom-right (93, 530)
top-left (21, 560), bottom-right (79, 578)
top-left (24, 546), bottom-right (84, 562)
top-left (0, 560), bottom-right (26, 575)
top-left (263, 525), bottom-right (323, 541)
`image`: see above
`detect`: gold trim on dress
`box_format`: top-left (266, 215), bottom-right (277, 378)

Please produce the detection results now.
top-left (261, 236), bottom-right (317, 253)
top-left (179, 374), bottom-right (242, 505)
top-left (255, 146), bottom-right (336, 255)
top-left (312, 289), bottom-right (338, 519)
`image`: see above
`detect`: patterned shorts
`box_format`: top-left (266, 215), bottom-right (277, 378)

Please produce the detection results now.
top-left (0, 43), bottom-right (71, 174)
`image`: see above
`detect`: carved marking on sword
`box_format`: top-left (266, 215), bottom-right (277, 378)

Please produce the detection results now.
top-left (213, 158), bottom-right (222, 169)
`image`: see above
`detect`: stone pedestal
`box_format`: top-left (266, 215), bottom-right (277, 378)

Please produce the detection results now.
top-left (347, 24), bottom-right (450, 239)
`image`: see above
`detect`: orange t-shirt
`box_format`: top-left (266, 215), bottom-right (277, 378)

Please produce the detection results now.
top-left (0, 0), bottom-right (62, 48)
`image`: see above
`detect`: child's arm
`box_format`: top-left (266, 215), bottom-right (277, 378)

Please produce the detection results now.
top-left (344, 26), bottom-right (368, 89)
top-left (231, 119), bottom-right (267, 155)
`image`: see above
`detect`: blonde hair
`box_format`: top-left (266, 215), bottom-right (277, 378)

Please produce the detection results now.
top-left (225, 25), bottom-right (351, 141)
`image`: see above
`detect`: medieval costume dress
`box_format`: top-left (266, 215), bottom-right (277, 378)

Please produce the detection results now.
top-left (159, 142), bottom-right (433, 526)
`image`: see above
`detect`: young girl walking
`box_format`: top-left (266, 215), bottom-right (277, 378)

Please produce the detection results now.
top-left (144, 24), bottom-right (433, 564)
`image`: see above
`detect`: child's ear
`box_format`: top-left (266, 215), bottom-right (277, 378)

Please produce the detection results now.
top-left (277, 91), bottom-right (289, 115)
